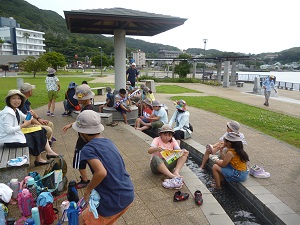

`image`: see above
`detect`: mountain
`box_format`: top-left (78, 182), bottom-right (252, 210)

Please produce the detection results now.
top-left (1, 0), bottom-right (299, 64)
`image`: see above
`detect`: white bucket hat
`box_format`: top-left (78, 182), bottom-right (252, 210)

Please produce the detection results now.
top-left (227, 121), bottom-right (240, 133)
top-left (72, 110), bottom-right (104, 134)
top-left (224, 132), bottom-right (242, 142)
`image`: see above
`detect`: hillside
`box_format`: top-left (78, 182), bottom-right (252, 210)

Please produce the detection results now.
top-left (1, 0), bottom-right (300, 64)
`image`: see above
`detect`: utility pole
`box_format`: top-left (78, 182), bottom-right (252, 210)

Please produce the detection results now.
top-left (202, 39), bottom-right (208, 81)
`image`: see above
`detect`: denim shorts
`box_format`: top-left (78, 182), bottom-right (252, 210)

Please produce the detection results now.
top-left (221, 164), bottom-right (249, 182)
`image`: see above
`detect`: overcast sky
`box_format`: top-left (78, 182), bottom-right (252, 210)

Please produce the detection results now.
top-left (25, 0), bottom-right (299, 54)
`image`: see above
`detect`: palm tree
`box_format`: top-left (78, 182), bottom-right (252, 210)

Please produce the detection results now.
top-left (23, 32), bottom-right (30, 55)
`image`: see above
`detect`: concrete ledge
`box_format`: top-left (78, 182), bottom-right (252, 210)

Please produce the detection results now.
top-left (91, 87), bottom-right (106, 95)
top-left (103, 106), bottom-right (138, 124)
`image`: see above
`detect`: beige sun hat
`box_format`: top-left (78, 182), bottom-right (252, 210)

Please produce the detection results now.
top-left (72, 110), bottom-right (104, 134)
top-left (73, 84), bottom-right (95, 100)
top-left (227, 121), bottom-right (240, 133)
top-left (152, 100), bottom-right (163, 107)
top-left (20, 83), bottom-right (36, 93)
top-left (159, 124), bottom-right (174, 134)
top-left (143, 98), bottom-right (152, 106)
top-left (5, 89), bottom-right (26, 102)
top-left (224, 132), bottom-right (242, 142)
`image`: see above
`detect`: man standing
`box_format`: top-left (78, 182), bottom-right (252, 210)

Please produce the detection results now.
top-left (126, 63), bottom-right (139, 88)
top-left (262, 75), bottom-right (277, 106)
top-left (20, 83), bottom-right (56, 145)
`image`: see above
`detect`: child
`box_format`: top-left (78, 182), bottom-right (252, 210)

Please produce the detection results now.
top-left (148, 124), bottom-right (189, 189)
top-left (136, 100), bottom-right (168, 131)
top-left (71, 110), bottom-right (134, 225)
top-left (212, 132), bottom-right (249, 188)
top-left (134, 98), bottom-right (153, 129)
top-left (114, 88), bottom-right (131, 124)
top-left (62, 82), bottom-right (79, 116)
top-left (168, 100), bottom-right (192, 145)
top-left (200, 120), bottom-right (246, 169)
top-left (45, 68), bottom-right (60, 117)
top-left (99, 86), bottom-right (114, 112)
top-left (62, 84), bottom-right (95, 188)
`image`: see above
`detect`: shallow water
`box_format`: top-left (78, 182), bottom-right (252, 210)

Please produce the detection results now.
top-left (186, 157), bottom-right (263, 225)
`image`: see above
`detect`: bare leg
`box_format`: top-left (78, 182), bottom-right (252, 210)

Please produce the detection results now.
top-left (157, 163), bottom-right (177, 178)
top-left (173, 154), bottom-right (188, 177)
top-left (44, 141), bottom-right (58, 156)
top-left (135, 118), bottom-right (142, 128)
top-left (47, 101), bottom-right (51, 111)
top-left (200, 144), bottom-right (220, 169)
top-left (136, 125), bottom-right (150, 131)
top-left (51, 99), bottom-right (55, 113)
top-left (212, 164), bottom-right (224, 187)
top-left (35, 154), bottom-right (47, 163)
top-left (122, 113), bottom-right (128, 124)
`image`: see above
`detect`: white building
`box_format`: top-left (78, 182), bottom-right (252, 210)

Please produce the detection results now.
top-left (0, 17), bottom-right (46, 56)
top-left (132, 49), bottom-right (146, 67)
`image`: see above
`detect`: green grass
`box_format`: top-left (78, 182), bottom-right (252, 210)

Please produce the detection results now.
top-left (170, 96), bottom-right (300, 148)
top-left (0, 77), bottom-right (114, 109)
top-left (156, 85), bottom-right (202, 94)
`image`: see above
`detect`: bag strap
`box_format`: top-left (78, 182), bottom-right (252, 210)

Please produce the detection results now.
top-left (35, 170), bottom-right (62, 193)
top-left (66, 90), bottom-right (77, 108)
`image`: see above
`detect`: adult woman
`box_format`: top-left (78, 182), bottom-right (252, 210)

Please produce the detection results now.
top-left (168, 100), bottom-right (192, 145)
top-left (0, 90), bottom-right (58, 166)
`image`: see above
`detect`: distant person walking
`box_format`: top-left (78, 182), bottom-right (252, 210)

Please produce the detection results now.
top-left (126, 63), bottom-right (139, 88)
top-left (262, 75), bottom-right (277, 106)
top-left (45, 68), bottom-right (60, 116)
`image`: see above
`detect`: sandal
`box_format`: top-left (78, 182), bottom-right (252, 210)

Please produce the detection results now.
top-left (194, 190), bottom-right (203, 205)
top-left (173, 191), bottom-right (189, 202)
top-left (106, 121), bottom-right (118, 127)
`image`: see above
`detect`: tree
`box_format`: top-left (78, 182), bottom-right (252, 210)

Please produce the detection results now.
top-left (174, 54), bottom-right (192, 78)
top-left (0, 38), bottom-right (4, 55)
top-left (20, 56), bottom-right (48, 77)
top-left (91, 54), bottom-right (113, 67)
top-left (41, 51), bottom-right (66, 70)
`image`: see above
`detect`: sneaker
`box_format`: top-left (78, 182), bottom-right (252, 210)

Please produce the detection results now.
top-left (47, 111), bottom-right (51, 116)
top-left (173, 191), bottom-right (189, 202)
top-left (76, 176), bottom-right (90, 189)
top-left (61, 112), bottom-right (70, 117)
top-left (50, 113), bottom-right (55, 117)
top-left (250, 165), bottom-right (270, 178)
top-left (194, 190), bottom-right (203, 205)
top-left (162, 177), bottom-right (183, 189)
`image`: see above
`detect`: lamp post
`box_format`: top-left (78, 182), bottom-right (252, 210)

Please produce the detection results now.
top-left (98, 47), bottom-right (103, 76)
top-left (202, 39), bottom-right (208, 81)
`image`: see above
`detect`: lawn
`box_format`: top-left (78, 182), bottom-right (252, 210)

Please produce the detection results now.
top-left (156, 85), bottom-right (202, 94)
top-left (170, 95), bottom-right (300, 148)
top-left (0, 76), bottom-right (114, 109)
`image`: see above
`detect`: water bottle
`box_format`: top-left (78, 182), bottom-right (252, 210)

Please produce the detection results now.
top-left (25, 112), bottom-right (32, 120)
top-left (9, 178), bottom-right (19, 199)
top-left (26, 178), bottom-right (37, 200)
top-left (24, 218), bottom-right (35, 225)
top-left (60, 200), bottom-right (70, 222)
top-left (31, 207), bottom-right (41, 225)
top-left (67, 181), bottom-right (79, 203)
top-left (67, 201), bottom-right (79, 225)
top-left (0, 203), bottom-right (5, 225)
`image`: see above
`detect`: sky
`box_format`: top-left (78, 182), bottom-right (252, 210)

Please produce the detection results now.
top-left (25, 0), bottom-right (299, 54)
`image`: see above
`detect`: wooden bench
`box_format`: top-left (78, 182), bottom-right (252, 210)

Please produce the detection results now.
top-left (91, 87), bottom-right (106, 95)
top-left (0, 143), bottom-right (30, 183)
top-left (71, 111), bottom-right (113, 124)
top-left (236, 82), bottom-right (244, 87)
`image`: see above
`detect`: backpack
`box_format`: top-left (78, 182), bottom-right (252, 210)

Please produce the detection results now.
top-left (42, 155), bottom-right (68, 195)
top-left (39, 203), bottom-right (58, 225)
top-left (17, 189), bottom-right (35, 217)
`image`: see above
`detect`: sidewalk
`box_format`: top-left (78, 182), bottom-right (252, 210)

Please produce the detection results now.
top-left (11, 78), bottom-right (299, 224)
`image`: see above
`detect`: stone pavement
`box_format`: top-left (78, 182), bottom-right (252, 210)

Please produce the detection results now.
top-left (19, 77), bottom-right (300, 224)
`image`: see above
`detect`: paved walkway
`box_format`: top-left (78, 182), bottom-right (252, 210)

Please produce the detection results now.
top-left (8, 76), bottom-right (300, 224)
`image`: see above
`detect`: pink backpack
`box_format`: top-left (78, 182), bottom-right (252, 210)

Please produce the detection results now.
top-left (17, 188), bottom-right (35, 217)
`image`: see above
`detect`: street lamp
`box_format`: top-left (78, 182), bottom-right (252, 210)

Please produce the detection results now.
top-left (98, 47), bottom-right (103, 76)
top-left (202, 39), bottom-right (208, 81)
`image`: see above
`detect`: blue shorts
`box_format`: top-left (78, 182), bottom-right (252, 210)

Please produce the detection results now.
top-left (221, 164), bottom-right (249, 182)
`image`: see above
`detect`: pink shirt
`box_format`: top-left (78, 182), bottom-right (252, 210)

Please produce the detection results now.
top-left (150, 137), bottom-right (180, 158)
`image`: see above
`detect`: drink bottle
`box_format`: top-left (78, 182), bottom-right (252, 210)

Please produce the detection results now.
top-left (9, 178), bottom-right (19, 199)
top-left (67, 201), bottom-right (79, 225)
top-left (31, 207), bottom-right (41, 225)
top-left (0, 203), bottom-right (5, 225)
top-left (25, 112), bottom-right (32, 120)
top-left (26, 178), bottom-right (37, 200)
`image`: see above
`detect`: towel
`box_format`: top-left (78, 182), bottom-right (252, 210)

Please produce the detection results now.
top-left (89, 189), bottom-right (100, 218)
top-left (7, 155), bottom-right (28, 166)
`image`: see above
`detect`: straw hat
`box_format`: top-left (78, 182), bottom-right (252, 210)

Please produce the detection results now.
top-left (72, 110), bottom-right (104, 134)
top-left (73, 84), bottom-right (95, 100)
